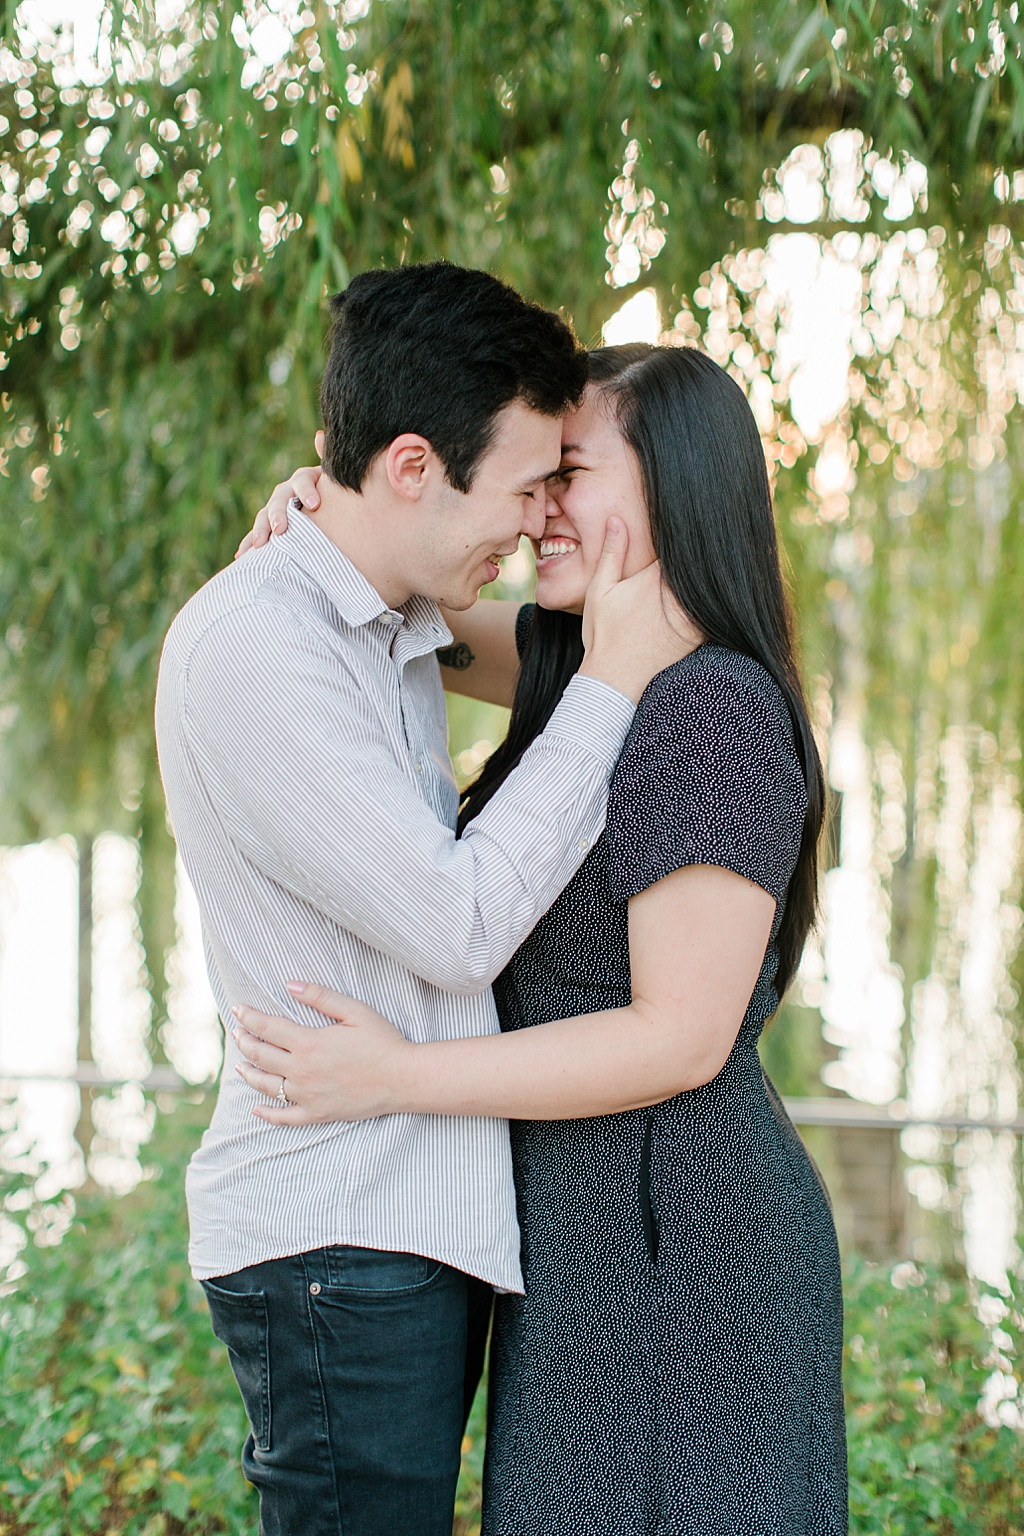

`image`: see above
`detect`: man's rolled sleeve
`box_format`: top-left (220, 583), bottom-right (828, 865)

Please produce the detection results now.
top-left (542, 675), bottom-right (637, 768)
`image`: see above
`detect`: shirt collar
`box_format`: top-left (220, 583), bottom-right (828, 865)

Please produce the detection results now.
top-left (277, 512), bottom-right (452, 653)
top-left (394, 593), bottom-right (453, 665)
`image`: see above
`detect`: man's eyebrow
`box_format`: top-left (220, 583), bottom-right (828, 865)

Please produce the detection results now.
top-left (517, 460), bottom-right (562, 491)
top-left (559, 442), bottom-right (583, 454)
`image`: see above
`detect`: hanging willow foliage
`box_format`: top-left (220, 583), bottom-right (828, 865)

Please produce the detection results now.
top-left (1, 0), bottom-right (1024, 845)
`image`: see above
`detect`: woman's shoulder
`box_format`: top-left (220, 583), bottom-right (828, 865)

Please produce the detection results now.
top-left (630, 644), bottom-right (794, 750)
top-left (606, 645), bottom-right (807, 904)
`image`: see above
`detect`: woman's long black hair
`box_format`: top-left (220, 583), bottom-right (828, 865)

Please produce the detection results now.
top-left (458, 343), bottom-right (825, 1000)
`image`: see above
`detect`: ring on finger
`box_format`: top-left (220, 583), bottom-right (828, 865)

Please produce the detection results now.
top-left (277, 1078), bottom-right (291, 1106)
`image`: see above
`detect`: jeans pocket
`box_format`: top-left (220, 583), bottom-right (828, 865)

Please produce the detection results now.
top-left (321, 1245), bottom-right (444, 1292)
top-left (202, 1280), bottom-right (272, 1452)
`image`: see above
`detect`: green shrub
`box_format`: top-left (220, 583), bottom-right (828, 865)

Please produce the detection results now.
top-left (0, 1098), bottom-right (256, 1536)
top-left (0, 1097), bottom-right (485, 1536)
top-left (844, 1260), bottom-right (1024, 1534)
top-left (1, 1102), bottom-right (1022, 1535)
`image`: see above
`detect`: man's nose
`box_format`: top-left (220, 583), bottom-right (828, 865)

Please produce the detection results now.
top-left (520, 495), bottom-right (547, 539)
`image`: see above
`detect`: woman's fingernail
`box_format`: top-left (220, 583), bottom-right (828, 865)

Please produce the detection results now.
top-left (286, 980), bottom-right (306, 995)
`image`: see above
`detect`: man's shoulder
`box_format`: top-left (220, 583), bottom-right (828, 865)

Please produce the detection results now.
top-left (161, 547), bottom-right (329, 680)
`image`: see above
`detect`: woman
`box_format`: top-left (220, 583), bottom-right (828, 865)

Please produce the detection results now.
top-left (234, 344), bottom-right (846, 1536)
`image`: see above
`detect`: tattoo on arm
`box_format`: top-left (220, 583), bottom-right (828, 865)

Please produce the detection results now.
top-left (437, 642), bottom-right (475, 671)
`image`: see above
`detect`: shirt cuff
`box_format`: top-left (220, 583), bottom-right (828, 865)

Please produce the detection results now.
top-left (543, 674), bottom-right (636, 770)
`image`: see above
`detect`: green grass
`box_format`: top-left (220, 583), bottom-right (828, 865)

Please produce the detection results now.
top-left (0, 1100), bottom-right (1021, 1535)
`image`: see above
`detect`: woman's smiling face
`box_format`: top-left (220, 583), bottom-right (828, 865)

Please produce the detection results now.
top-left (533, 383), bottom-right (657, 615)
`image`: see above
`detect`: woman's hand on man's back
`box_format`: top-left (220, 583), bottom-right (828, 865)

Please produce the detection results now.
top-left (235, 462), bottom-right (324, 560)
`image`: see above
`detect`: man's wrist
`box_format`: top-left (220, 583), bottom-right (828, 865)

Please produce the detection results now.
top-left (544, 674), bottom-right (636, 769)
top-left (578, 651), bottom-right (646, 705)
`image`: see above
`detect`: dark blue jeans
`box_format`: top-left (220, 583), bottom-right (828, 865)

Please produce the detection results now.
top-left (202, 1245), bottom-right (493, 1536)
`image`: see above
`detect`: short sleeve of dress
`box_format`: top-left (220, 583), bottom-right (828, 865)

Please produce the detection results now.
top-left (515, 603), bottom-right (536, 660)
top-left (605, 646), bottom-right (807, 909)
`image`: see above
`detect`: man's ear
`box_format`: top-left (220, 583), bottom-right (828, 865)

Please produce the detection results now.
top-left (383, 434), bottom-right (434, 502)
top-left (314, 429), bottom-right (325, 461)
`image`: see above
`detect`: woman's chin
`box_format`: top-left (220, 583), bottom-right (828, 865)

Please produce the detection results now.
top-left (535, 570), bottom-right (587, 616)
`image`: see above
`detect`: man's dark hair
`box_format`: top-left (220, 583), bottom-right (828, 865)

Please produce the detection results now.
top-left (319, 262), bottom-right (587, 493)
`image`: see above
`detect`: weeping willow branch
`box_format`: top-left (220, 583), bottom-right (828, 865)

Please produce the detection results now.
top-left (2, 0), bottom-right (1024, 838)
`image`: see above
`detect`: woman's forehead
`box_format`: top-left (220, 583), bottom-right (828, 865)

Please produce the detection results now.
top-left (559, 417), bottom-right (622, 461)
top-left (561, 384), bottom-right (618, 445)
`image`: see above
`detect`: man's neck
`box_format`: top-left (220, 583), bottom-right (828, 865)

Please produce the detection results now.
top-left (305, 477), bottom-right (414, 611)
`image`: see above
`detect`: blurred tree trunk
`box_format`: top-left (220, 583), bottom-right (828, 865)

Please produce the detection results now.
top-left (137, 766), bottom-right (177, 1070)
top-left (76, 835), bottom-right (96, 1192)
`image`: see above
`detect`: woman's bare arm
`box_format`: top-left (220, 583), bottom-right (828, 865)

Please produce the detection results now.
top-left (232, 863), bottom-right (776, 1123)
top-left (438, 600), bottom-right (523, 706)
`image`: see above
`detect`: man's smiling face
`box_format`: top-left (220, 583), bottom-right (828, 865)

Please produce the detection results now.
top-left (426, 399), bottom-right (564, 611)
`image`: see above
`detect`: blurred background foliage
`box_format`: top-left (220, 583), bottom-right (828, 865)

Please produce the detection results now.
top-left (3, 0), bottom-right (1024, 843)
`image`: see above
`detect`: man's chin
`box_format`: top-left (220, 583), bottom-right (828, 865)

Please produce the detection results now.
top-left (436, 588), bottom-right (479, 612)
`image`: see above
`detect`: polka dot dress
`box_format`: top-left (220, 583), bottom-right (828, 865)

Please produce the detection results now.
top-left (483, 613), bottom-right (848, 1536)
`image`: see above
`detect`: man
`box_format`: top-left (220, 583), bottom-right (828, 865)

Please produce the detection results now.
top-left (155, 262), bottom-right (665, 1535)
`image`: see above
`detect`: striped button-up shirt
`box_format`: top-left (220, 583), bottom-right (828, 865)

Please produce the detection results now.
top-left (155, 514), bottom-right (635, 1291)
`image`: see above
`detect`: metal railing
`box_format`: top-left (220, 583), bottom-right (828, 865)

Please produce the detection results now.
top-left (783, 1096), bottom-right (1024, 1134)
top-left (2, 1069), bottom-right (1022, 1136)
top-left (0, 1063), bottom-right (194, 1091)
